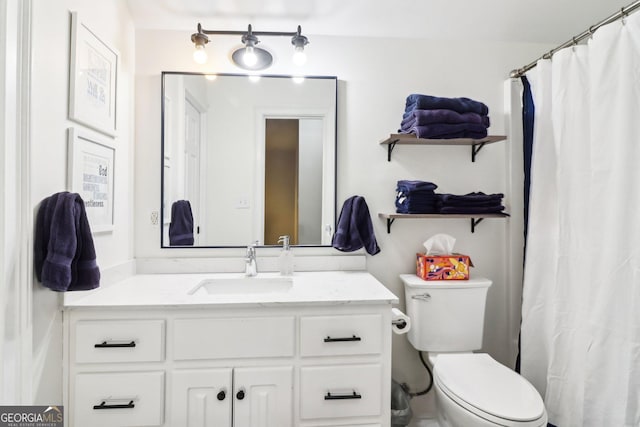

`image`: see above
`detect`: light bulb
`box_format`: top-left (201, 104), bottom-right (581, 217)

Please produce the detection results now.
top-left (292, 46), bottom-right (306, 66)
top-left (193, 44), bottom-right (207, 64)
top-left (243, 46), bottom-right (258, 67)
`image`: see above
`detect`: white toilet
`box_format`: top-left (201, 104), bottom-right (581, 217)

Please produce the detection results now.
top-left (401, 274), bottom-right (547, 427)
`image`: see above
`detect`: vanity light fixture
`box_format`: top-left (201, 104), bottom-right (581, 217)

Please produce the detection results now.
top-left (291, 26), bottom-right (309, 66)
top-left (190, 23), bottom-right (310, 70)
top-left (191, 28), bottom-right (209, 64)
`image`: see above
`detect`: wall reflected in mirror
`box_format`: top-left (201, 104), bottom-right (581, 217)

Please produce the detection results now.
top-left (161, 73), bottom-right (337, 248)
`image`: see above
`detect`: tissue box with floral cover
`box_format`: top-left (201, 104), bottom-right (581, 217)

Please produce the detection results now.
top-left (416, 253), bottom-right (472, 280)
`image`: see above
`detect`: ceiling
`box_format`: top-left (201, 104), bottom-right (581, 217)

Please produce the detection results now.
top-left (126, 0), bottom-right (631, 45)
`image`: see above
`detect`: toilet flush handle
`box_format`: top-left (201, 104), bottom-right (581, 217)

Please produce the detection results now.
top-left (412, 293), bottom-right (431, 301)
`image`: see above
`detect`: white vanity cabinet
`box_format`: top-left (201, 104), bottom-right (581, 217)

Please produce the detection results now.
top-left (62, 272), bottom-right (397, 427)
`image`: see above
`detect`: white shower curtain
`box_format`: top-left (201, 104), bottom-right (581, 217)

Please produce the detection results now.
top-left (521, 12), bottom-right (640, 427)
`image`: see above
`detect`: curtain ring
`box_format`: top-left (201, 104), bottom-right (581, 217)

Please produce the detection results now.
top-left (572, 37), bottom-right (577, 52)
top-left (588, 25), bottom-right (596, 39)
top-left (621, 7), bottom-right (627, 25)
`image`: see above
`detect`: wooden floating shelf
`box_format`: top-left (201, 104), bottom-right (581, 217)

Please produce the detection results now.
top-left (378, 212), bottom-right (510, 233)
top-left (379, 134), bottom-right (507, 162)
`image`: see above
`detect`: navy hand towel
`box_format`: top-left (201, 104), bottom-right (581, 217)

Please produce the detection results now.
top-left (332, 196), bottom-right (380, 255)
top-left (34, 192), bottom-right (100, 292)
top-left (169, 200), bottom-right (194, 246)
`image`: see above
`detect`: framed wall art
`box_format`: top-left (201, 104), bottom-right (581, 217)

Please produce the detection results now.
top-left (67, 127), bottom-right (115, 233)
top-left (69, 12), bottom-right (118, 136)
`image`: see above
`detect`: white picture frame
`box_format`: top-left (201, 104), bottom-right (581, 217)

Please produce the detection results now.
top-left (67, 127), bottom-right (115, 233)
top-left (69, 12), bottom-right (118, 136)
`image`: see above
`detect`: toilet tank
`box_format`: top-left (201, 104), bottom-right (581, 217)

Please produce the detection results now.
top-left (400, 274), bottom-right (492, 352)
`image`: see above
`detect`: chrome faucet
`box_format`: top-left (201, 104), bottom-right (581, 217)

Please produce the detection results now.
top-left (245, 241), bottom-right (259, 277)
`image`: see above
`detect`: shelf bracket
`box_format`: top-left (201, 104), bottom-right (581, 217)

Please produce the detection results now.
top-left (471, 142), bottom-right (487, 162)
top-left (470, 218), bottom-right (484, 233)
top-left (386, 139), bottom-right (399, 162)
top-left (386, 218), bottom-right (395, 233)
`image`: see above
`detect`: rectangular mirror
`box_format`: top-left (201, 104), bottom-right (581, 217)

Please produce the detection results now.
top-left (161, 73), bottom-right (337, 248)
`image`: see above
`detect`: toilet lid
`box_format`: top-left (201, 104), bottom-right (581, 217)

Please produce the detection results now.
top-left (434, 353), bottom-right (545, 422)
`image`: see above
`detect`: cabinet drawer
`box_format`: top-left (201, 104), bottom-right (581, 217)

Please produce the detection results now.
top-left (173, 316), bottom-right (295, 360)
top-left (300, 364), bottom-right (382, 419)
top-left (300, 315), bottom-right (382, 357)
top-left (74, 320), bottom-right (165, 363)
top-left (74, 371), bottom-right (164, 427)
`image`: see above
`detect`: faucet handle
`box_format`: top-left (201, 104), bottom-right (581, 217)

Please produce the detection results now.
top-left (278, 235), bottom-right (290, 250)
top-left (246, 240), bottom-right (259, 257)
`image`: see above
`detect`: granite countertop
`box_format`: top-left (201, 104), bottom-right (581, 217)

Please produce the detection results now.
top-left (63, 271), bottom-right (398, 309)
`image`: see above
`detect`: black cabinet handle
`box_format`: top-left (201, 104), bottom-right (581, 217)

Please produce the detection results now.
top-left (324, 335), bottom-right (361, 343)
top-left (93, 400), bottom-right (135, 410)
top-left (236, 389), bottom-right (245, 400)
top-left (217, 390), bottom-right (226, 401)
top-left (324, 391), bottom-right (362, 400)
top-left (94, 341), bottom-right (136, 348)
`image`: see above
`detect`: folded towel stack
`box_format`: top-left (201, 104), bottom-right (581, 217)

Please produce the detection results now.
top-left (395, 180), bottom-right (439, 214)
top-left (437, 192), bottom-right (505, 214)
top-left (394, 181), bottom-right (505, 215)
top-left (399, 94), bottom-right (490, 139)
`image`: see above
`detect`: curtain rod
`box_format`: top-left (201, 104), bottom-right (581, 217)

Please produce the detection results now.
top-left (510, 0), bottom-right (640, 78)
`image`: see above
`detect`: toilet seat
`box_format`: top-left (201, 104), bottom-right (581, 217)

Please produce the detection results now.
top-left (434, 353), bottom-right (546, 426)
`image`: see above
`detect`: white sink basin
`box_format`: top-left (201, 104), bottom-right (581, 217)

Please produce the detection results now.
top-left (188, 276), bottom-right (293, 296)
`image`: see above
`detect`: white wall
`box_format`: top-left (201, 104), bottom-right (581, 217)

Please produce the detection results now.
top-left (28, 0), bottom-right (135, 404)
top-left (134, 29), bottom-right (552, 417)
top-left (0, 0), bottom-right (28, 404)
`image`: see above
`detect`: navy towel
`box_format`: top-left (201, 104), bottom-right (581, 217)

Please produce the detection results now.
top-left (34, 192), bottom-right (100, 292)
top-left (396, 180), bottom-right (438, 193)
top-left (169, 200), bottom-right (194, 246)
top-left (405, 94), bottom-right (489, 116)
top-left (439, 205), bottom-right (505, 214)
top-left (439, 192), bottom-right (504, 205)
top-left (402, 123), bottom-right (488, 139)
top-left (332, 196), bottom-right (380, 255)
top-left (400, 109), bottom-right (490, 130)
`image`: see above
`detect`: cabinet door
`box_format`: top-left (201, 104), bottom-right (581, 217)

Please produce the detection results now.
top-left (233, 366), bottom-right (293, 427)
top-left (171, 368), bottom-right (232, 427)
